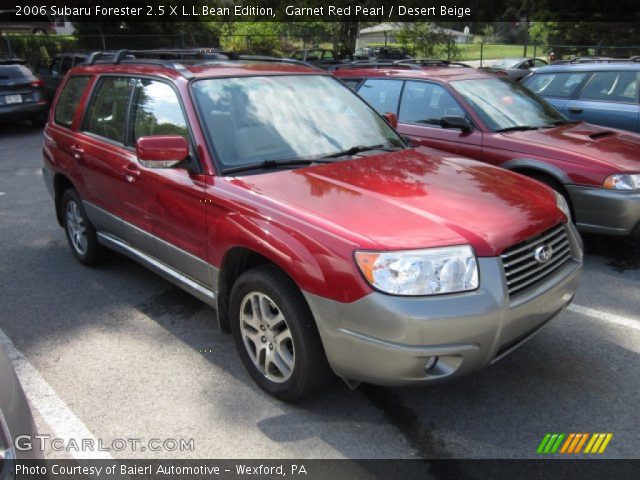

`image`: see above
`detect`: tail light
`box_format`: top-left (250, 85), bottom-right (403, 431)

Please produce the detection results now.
top-left (30, 79), bottom-right (44, 88)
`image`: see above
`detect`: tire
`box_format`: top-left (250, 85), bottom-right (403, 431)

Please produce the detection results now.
top-left (61, 189), bottom-right (107, 266)
top-left (229, 264), bottom-right (333, 402)
top-left (527, 172), bottom-right (575, 222)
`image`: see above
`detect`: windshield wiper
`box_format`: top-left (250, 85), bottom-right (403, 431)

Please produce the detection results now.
top-left (495, 126), bottom-right (541, 133)
top-left (324, 144), bottom-right (402, 158)
top-left (222, 158), bottom-right (335, 175)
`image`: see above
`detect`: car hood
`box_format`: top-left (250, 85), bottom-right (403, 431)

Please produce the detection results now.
top-left (498, 122), bottom-right (640, 172)
top-left (228, 148), bottom-right (564, 257)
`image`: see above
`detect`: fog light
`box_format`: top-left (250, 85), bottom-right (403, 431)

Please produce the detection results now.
top-left (424, 356), bottom-right (438, 373)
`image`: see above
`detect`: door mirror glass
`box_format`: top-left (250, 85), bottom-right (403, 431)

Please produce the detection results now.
top-left (136, 136), bottom-right (189, 168)
top-left (441, 116), bottom-right (473, 133)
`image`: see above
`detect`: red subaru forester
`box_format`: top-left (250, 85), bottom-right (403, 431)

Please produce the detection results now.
top-left (334, 61), bottom-right (640, 238)
top-left (42, 52), bottom-right (582, 401)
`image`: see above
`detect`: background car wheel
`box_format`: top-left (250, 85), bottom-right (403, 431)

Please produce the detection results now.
top-left (61, 189), bottom-right (106, 266)
top-left (527, 172), bottom-right (575, 222)
top-left (229, 264), bottom-right (333, 402)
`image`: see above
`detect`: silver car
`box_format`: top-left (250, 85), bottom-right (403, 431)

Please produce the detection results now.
top-left (0, 344), bottom-right (41, 470)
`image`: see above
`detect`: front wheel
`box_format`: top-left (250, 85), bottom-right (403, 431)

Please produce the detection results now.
top-left (229, 265), bottom-right (333, 402)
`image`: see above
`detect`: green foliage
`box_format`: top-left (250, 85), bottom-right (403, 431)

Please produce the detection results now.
top-left (1, 35), bottom-right (78, 70)
top-left (397, 23), bottom-right (461, 60)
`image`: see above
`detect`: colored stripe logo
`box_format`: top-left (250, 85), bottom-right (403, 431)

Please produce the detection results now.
top-left (537, 433), bottom-right (613, 454)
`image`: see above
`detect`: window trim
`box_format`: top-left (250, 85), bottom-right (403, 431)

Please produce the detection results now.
top-left (574, 70), bottom-right (640, 105)
top-left (52, 74), bottom-right (91, 129)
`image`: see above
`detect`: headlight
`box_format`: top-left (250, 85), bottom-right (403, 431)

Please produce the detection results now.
top-left (603, 173), bottom-right (640, 191)
top-left (554, 191), bottom-right (571, 219)
top-left (355, 245), bottom-right (478, 296)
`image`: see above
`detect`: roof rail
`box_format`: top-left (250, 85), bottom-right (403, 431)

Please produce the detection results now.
top-left (331, 61), bottom-right (423, 71)
top-left (330, 58), bottom-right (470, 71)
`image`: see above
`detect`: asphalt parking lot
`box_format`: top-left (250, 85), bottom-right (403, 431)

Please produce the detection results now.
top-left (1, 122), bottom-right (639, 460)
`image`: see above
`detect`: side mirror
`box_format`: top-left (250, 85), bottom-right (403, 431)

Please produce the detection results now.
top-left (136, 135), bottom-right (189, 168)
top-left (441, 116), bottom-right (473, 133)
top-left (382, 112), bottom-right (398, 129)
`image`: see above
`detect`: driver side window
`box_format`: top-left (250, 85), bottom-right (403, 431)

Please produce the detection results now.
top-left (399, 81), bottom-right (465, 126)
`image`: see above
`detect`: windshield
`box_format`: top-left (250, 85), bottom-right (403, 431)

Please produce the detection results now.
top-left (192, 75), bottom-right (403, 172)
top-left (451, 78), bottom-right (567, 131)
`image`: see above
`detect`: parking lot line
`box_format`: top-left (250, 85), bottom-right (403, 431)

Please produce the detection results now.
top-left (569, 304), bottom-right (640, 332)
top-left (0, 328), bottom-right (113, 460)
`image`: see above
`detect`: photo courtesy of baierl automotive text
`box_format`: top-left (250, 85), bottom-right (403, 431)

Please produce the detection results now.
top-left (0, 0), bottom-right (639, 478)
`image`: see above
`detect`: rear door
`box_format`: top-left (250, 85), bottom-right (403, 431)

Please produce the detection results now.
top-left (563, 70), bottom-right (640, 132)
top-left (75, 76), bottom-right (135, 226)
top-left (395, 80), bottom-right (483, 158)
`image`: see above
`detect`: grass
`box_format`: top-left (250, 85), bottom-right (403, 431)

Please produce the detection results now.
top-left (457, 44), bottom-right (532, 61)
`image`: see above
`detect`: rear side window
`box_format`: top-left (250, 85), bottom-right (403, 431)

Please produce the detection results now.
top-left (399, 81), bottom-right (465, 126)
top-left (358, 79), bottom-right (403, 114)
top-left (84, 77), bottom-right (136, 144)
top-left (579, 71), bottom-right (639, 103)
top-left (54, 76), bottom-right (90, 128)
top-left (129, 79), bottom-right (189, 143)
top-left (523, 72), bottom-right (589, 98)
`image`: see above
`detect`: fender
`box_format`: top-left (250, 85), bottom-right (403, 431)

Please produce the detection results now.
top-left (501, 158), bottom-right (572, 185)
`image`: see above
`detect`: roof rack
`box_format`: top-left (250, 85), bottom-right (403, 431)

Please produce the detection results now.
top-left (83, 49), bottom-right (318, 78)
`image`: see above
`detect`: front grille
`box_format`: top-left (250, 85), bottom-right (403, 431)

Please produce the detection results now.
top-left (501, 224), bottom-right (572, 297)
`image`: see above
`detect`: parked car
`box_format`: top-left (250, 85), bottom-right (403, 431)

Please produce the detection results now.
top-left (39, 52), bottom-right (91, 101)
top-left (290, 49), bottom-right (343, 69)
top-left (0, 56), bottom-right (48, 124)
top-left (0, 9), bottom-right (56, 34)
top-left (522, 61), bottom-right (640, 133)
top-left (0, 344), bottom-right (42, 463)
top-left (480, 57), bottom-right (548, 81)
top-left (353, 46), bottom-right (413, 61)
top-left (334, 65), bottom-right (640, 238)
top-left (43, 51), bottom-right (582, 401)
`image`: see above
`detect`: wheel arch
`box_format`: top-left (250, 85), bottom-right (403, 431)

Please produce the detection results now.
top-left (501, 158), bottom-right (572, 185)
top-left (215, 246), bottom-right (308, 334)
top-left (52, 173), bottom-right (76, 226)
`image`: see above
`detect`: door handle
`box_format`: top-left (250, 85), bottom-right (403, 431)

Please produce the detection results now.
top-left (124, 164), bottom-right (141, 183)
top-left (70, 144), bottom-right (84, 160)
top-left (568, 107), bottom-right (583, 114)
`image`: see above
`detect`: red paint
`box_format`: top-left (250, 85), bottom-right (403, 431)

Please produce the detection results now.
top-left (334, 67), bottom-right (640, 186)
top-left (136, 136), bottom-right (189, 163)
top-left (44, 62), bottom-right (566, 304)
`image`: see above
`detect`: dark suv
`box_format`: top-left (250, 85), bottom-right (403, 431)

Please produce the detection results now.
top-left (0, 57), bottom-right (48, 123)
top-left (43, 51), bottom-right (581, 401)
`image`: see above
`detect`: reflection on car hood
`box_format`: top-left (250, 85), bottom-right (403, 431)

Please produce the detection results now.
top-left (499, 122), bottom-right (640, 172)
top-left (228, 148), bottom-right (564, 256)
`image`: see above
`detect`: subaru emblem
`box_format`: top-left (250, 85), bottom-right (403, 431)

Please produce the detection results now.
top-left (534, 244), bottom-right (553, 264)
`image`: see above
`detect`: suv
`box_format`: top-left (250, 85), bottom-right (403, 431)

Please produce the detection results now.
top-left (0, 57), bottom-right (48, 124)
top-left (522, 61), bottom-right (640, 133)
top-left (43, 51), bottom-right (582, 401)
top-left (334, 66), bottom-right (640, 238)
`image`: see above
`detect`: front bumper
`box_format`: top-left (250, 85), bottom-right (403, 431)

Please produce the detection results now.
top-left (566, 185), bottom-right (640, 237)
top-left (304, 226), bottom-right (582, 386)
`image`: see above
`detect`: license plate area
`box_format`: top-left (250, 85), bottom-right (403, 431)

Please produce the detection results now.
top-left (4, 94), bottom-right (22, 104)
